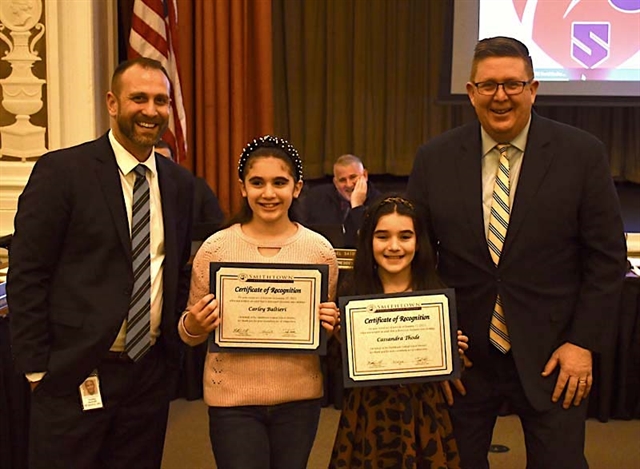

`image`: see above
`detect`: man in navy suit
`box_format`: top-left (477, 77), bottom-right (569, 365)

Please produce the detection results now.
top-left (8, 57), bottom-right (194, 469)
top-left (407, 37), bottom-right (627, 468)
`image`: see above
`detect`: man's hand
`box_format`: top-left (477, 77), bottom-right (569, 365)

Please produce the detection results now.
top-left (350, 177), bottom-right (368, 208)
top-left (541, 342), bottom-right (592, 409)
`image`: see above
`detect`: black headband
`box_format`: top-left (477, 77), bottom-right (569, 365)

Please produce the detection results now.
top-left (238, 135), bottom-right (303, 182)
top-left (380, 196), bottom-right (415, 210)
top-left (364, 196), bottom-right (416, 224)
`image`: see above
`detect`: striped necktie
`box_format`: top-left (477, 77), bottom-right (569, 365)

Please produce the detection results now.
top-left (488, 144), bottom-right (511, 353)
top-left (125, 164), bottom-right (151, 361)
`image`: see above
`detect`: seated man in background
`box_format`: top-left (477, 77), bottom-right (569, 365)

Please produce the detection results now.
top-left (302, 154), bottom-right (381, 247)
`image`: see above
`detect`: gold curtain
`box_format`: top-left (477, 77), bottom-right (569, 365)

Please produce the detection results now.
top-left (534, 107), bottom-right (640, 183)
top-left (178, 0), bottom-right (274, 216)
top-left (273, 0), bottom-right (471, 178)
top-left (273, 0), bottom-right (639, 183)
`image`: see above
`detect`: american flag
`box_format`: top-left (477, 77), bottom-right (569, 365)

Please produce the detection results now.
top-left (128, 0), bottom-right (187, 163)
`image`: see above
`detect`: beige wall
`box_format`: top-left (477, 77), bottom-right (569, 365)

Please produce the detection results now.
top-left (0, 0), bottom-right (117, 241)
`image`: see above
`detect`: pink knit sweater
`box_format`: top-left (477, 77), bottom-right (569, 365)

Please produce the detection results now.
top-left (179, 223), bottom-right (338, 407)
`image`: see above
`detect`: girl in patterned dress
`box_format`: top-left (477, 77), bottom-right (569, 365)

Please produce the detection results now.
top-left (327, 195), bottom-right (466, 469)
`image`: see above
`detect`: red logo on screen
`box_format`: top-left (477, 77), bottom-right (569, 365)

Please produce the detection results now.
top-left (512, 0), bottom-right (640, 79)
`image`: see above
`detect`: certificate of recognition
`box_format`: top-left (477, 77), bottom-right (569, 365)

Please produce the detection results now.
top-left (340, 289), bottom-right (459, 387)
top-left (209, 262), bottom-right (329, 354)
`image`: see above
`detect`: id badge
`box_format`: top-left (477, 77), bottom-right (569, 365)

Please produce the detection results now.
top-left (79, 371), bottom-right (104, 411)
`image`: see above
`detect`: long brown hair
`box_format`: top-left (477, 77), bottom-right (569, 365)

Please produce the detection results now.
top-left (346, 195), bottom-right (444, 296)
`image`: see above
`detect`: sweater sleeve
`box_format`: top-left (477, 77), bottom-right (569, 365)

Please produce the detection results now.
top-left (177, 233), bottom-right (223, 346)
top-left (326, 247), bottom-right (338, 302)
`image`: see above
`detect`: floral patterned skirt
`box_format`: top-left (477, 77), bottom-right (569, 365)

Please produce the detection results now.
top-left (328, 383), bottom-right (461, 469)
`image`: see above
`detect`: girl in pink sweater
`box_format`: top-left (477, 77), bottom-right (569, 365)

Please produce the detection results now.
top-left (178, 136), bottom-right (339, 469)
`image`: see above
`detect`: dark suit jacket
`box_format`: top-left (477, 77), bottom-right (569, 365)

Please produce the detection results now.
top-left (8, 133), bottom-right (194, 396)
top-left (406, 113), bottom-right (627, 411)
top-left (192, 176), bottom-right (224, 225)
top-left (302, 182), bottom-right (382, 247)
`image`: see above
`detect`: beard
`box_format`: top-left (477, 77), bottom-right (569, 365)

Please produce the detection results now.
top-left (116, 112), bottom-right (169, 149)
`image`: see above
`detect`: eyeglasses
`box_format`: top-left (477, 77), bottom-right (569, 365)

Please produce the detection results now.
top-left (473, 80), bottom-right (532, 96)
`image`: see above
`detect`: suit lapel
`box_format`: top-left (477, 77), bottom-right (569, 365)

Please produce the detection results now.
top-left (93, 134), bottom-right (132, 261)
top-left (157, 154), bottom-right (178, 265)
top-left (156, 154), bottom-right (180, 327)
top-left (455, 124), bottom-right (492, 260)
top-left (502, 114), bottom-right (554, 258)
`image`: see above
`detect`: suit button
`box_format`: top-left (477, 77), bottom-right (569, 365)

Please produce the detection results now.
top-left (496, 277), bottom-right (501, 283)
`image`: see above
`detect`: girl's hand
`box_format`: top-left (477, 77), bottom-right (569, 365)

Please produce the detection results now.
top-left (184, 293), bottom-right (219, 336)
top-left (319, 301), bottom-right (340, 333)
top-left (440, 379), bottom-right (467, 406)
top-left (457, 329), bottom-right (469, 356)
top-left (457, 329), bottom-right (473, 369)
top-left (440, 330), bottom-right (472, 405)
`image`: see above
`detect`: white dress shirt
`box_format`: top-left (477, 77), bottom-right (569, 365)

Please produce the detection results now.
top-left (480, 116), bottom-right (532, 238)
top-left (109, 131), bottom-right (165, 351)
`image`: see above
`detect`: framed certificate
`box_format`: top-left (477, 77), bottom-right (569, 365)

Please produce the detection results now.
top-left (209, 262), bottom-right (329, 354)
top-left (339, 289), bottom-right (460, 387)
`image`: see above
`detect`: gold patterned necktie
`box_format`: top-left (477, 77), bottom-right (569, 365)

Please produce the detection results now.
top-left (488, 144), bottom-right (511, 353)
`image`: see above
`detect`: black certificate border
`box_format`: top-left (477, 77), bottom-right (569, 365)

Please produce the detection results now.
top-left (208, 262), bottom-right (329, 355)
top-left (339, 288), bottom-right (460, 388)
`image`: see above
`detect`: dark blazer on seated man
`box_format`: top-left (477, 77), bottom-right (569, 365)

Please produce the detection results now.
top-left (302, 154), bottom-right (381, 247)
top-left (8, 58), bottom-right (194, 469)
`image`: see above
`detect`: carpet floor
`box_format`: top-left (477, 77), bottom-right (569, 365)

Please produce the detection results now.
top-left (162, 399), bottom-right (640, 469)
